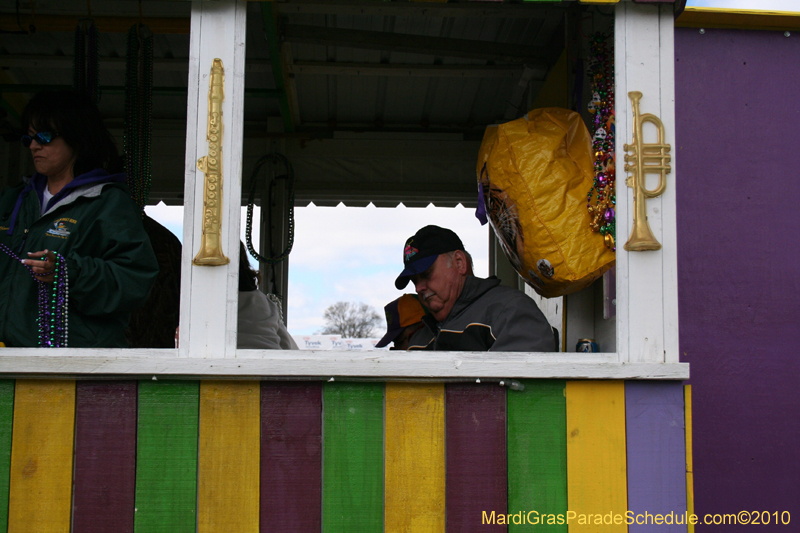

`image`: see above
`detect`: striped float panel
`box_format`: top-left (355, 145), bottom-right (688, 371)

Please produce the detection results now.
top-left (0, 379), bottom-right (692, 532)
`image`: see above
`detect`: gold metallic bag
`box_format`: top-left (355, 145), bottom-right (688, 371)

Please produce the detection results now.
top-left (477, 108), bottom-right (615, 298)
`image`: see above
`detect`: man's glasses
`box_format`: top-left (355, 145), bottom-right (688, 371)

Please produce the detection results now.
top-left (21, 132), bottom-right (57, 147)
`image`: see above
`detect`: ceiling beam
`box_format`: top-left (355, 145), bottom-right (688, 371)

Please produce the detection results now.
top-left (0, 14), bottom-right (189, 34)
top-left (289, 61), bottom-right (542, 79)
top-left (283, 24), bottom-right (554, 64)
top-left (0, 55), bottom-right (272, 72)
top-left (274, 0), bottom-right (567, 19)
top-left (0, 84), bottom-right (280, 98)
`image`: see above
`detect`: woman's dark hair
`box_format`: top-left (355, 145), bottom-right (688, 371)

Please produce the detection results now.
top-left (239, 241), bottom-right (259, 292)
top-left (21, 90), bottom-right (119, 176)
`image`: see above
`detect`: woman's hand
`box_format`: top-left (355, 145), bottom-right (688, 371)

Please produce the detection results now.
top-left (24, 249), bottom-right (56, 283)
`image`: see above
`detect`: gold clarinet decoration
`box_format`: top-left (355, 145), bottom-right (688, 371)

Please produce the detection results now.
top-left (193, 58), bottom-right (230, 266)
top-left (623, 91), bottom-right (671, 252)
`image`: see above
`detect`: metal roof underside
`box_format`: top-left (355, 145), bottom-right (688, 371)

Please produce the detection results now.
top-left (0, 0), bottom-right (571, 208)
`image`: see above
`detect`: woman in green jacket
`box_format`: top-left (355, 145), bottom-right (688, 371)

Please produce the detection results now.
top-left (0, 91), bottom-right (159, 347)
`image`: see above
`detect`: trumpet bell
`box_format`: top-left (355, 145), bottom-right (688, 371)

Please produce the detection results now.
top-left (623, 221), bottom-right (662, 252)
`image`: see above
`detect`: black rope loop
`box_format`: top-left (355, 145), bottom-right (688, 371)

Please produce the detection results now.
top-left (245, 153), bottom-right (295, 265)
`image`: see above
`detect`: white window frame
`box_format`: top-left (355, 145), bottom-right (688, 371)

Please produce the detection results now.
top-left (0, 0), bottom-right (687, 381)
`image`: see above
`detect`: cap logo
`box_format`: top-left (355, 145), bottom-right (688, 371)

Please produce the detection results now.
top-left (404, 244), bottom-right (419, 262)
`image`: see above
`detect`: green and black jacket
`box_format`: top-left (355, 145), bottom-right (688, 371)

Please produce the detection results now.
top-left (0, 170), bottom-right (158, 347)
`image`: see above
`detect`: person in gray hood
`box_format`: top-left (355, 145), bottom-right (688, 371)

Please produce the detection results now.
top-left (395, 225), bottom-right (555, 352)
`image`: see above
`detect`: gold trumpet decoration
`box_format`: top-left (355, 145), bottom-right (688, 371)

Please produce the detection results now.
top-left (193, 58), bottom-right (230, 266)
top-left (623, 91), bottom-right (671, 252)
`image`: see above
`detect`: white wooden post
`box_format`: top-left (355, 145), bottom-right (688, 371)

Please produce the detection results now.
top-left (615, 1), bottom-right (679, 364)
top-left (179, 0), bottom-right (247, 358)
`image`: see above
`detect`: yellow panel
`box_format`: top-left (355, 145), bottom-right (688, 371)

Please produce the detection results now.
top-left (677, 7), bottom-right (800, 31)
top-left (685, 385), bottom-right (695, 533)
top-left (8, 380), bottom-right (75, 533)
top-left (566, 381), bottom-right (627, 533)
top-left (385, 383), bottom-right (445, 533)
top-left (198, 381), bottom-right (260, 533)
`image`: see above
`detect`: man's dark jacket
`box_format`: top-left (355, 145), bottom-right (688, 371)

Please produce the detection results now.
top-left (408, 276), bottom-right (555, 352)
top-left (0, 171), bottom-right (158, 347)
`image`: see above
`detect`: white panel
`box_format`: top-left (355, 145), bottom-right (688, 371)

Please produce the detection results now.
top-left (614, 3), bottom-right (678, 364)
top-left (614, 4), bottom-right (630, 364)
top-left (659, 3), bottom-right (680, 364)
top-left (526, 288), bottom-right (563, 351)
top-left (179, 0), bottom-right (247, 358)
top-left (0, 350), bottom-right (689, 381)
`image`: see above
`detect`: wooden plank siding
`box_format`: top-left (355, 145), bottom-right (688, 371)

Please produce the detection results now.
top-left (508, 380), bottom-right (567, 532)
top-left (566, 381), bottom-right (628, 532)
top-left (260, 382), bottom-right (322, 533)
top-left (135, 380), bottom-right (199, 533)
top-left (8, 380), bottom-right (75, 533)
top-left (323, 382), bottom-right (384, 533)
top-left (685, 385), bottom-right (695, 533)
top-left (385, 383), bottom-right (445, 533)
top-left (0, 378), bottom-right (693, 531)
top-left (198, 381), bottom-right (261, 533)
top-left (0, 380), bottom-right (13, 532)
top-left (625, 381), bottom-right (687, 532)
top-left (447, 383), bottom-right (507, 533)
top-left (73, 381), bottom-right (137, 533)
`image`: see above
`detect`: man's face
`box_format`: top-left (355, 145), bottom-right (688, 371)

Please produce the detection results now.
top-left (411, 253), bottom-right (466, 322)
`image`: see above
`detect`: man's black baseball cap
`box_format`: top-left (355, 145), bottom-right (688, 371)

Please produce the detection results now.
top-left (395, 225), bottom-right (465, 289)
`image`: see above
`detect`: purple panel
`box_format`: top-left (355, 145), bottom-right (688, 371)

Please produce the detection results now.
top-left (626, 382), bottom-right (687, 532)
top-left (260, 382), bottom-right (322, 533)
top-left (675, 27), bottom-right (800, 528)
top-left (446, 383), bottom-right (507, 533)
top-left (73, 381), bottom-right (137, 533)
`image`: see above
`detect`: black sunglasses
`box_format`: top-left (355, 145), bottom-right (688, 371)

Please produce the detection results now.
top-left (21, 131), bottom-right (57, 147)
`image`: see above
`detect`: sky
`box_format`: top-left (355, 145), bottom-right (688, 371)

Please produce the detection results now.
top-left (686, 0), bottom-right (799, 9)
top-left (146, 202), bottom-right (489, 336)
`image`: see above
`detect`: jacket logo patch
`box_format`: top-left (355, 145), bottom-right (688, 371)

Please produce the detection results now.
top-left (45, 218), bottom-right (76, 239)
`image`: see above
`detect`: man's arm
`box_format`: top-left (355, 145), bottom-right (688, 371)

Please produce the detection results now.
top-left (489, 291), bottom-right (555, 352)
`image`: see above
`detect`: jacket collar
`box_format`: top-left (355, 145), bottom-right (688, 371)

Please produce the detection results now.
top-left (7, 169), bottom-right (126, 236)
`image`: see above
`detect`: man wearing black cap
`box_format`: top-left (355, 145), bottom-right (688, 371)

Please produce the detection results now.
top-left (396, 225), bottom-right (554, 352)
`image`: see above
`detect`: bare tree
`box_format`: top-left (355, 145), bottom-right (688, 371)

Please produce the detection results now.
top-left (320, 301), bottom-right (381, 338)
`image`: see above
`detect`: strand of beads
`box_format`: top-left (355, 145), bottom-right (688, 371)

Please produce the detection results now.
top-left (73, 22), bottom-right (100, 105)
top-left (73, 24), bottom-right (86, 92)
top-left (124, 24), bottom-right (155, 211)
top-left (87, 23), bottom-right (101, 105)
top-left (245, 153), bottom-right (296, 265)
top-left (0, 244), bottom-right (69, 347)
top-left (586, 32), bottom-right (617, 251)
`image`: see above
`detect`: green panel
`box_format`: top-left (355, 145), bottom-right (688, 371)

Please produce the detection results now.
top-left (323, 382), bottom-right (384, 533)
top-left (134, 380), bottom-right (199, 533)
top-left (0, 380), bottom-right (13, 532)
top-left (508, 380), bottom-right (567, 532)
